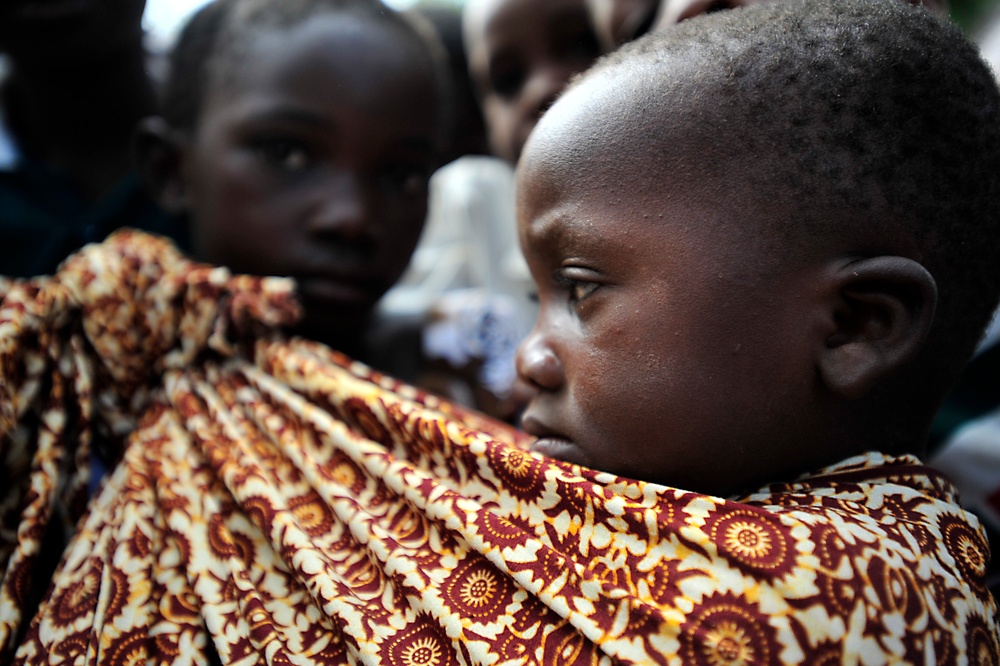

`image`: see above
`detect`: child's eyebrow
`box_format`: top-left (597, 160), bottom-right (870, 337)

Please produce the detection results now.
top-left (238, 106), bottom-right (335, 130)
top-left (389, 136), bottom-right (435, 154)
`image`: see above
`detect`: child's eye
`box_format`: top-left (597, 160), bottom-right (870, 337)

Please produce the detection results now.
top-left (489, 60), bottom-right (525, 99)
top-left (568, 281), bottom-right (598, 303)
top-left (254, 138), bottom-right (311, 172)
top-left (555, 270), bottom-right (600, 304)
top-left (380, 163), bottom-right (429, 196)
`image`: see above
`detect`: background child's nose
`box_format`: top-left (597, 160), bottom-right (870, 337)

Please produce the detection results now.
top-left (516, 330), bottom-right (564, 390)
top-left (306, 171), bottom-right (372, 240)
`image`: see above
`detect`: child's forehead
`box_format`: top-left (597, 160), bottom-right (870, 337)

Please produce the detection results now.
top-left (467, 0), bottom-right (590, 50)
top-left (216, 13), bottom-right (435, 97)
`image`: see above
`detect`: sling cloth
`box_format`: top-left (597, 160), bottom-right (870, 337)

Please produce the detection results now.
top-left (0, 231), bottom-right (997, 665)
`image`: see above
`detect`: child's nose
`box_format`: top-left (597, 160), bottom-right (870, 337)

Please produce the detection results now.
top-left (306, 170), bottom-right (371, 240)
top-left (515, 329), bottom-right (564, 391)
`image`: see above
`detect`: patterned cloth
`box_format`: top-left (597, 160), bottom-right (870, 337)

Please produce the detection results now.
top-left (0, 231), bottom-right (997, 665)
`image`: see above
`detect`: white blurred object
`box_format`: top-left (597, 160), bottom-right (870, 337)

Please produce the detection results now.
top-left (380, 155), bottom-right (536, 396)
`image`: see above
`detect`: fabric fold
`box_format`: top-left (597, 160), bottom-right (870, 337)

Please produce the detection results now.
top-left (1, 231), bottom-right (996, 665)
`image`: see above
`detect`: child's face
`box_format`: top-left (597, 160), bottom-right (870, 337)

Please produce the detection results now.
top-left (514, 72), bottom-right (823, 496)
top-left (181, 14), bottom-right (438, 343)
top-left (585, 0), bottom-right (660, 49)
top-left (466, 0), bottom-right (601, 163)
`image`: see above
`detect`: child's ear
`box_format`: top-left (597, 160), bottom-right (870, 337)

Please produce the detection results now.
top-left (133, 117), bottom-right (190, 215)
top-left (819, 256), bottom-right (937, 400)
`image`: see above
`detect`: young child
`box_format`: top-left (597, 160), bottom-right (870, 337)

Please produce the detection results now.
top-left (463, 0), bottom-right (602, 164)
top-left (0, 0), bottom-right (188, 277)
top-left (514, 0), bottom-right (1000, 651)
top-left (136, 0), bottom-right (447, 365)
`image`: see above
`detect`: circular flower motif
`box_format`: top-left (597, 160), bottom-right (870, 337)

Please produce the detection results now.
top-left (104, 628), bottom-right (149, 664)
top-left (680, 593), bottom-right (777, 666)
top-left (443, 558), bottom-right (512, 621)
top-left (488, 445), bottom-right (544, 495)
top-left (940, 516), bottom-right (990, 599)
top-left (207, 514), bottom-right (254, 563)
top-left (385, 618), bottom-right (457, 666)
top-left (53, 571), bottom-right (101, 626)
top-left (967, 616), bottom-right (1000, 666)
top-left (288, 493), bottom-right (334, 538)
top-left (341, 397), bottom-right (392, 446)
top-left (707, 508), bottom-right (792, 577)
top-left (480, 511), bottom-right (534, 548)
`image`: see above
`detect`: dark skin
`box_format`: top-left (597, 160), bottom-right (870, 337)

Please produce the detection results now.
top-left (464, 0), bottom-right (601, 163)
top-left (585, 0), bottom-right (948, 50)
top-left (515, 62), bottom-right (937, 496)
top-left (137, 13), bottom-right (440, 357)
top-left (0, 0), bottom-right (155, 202)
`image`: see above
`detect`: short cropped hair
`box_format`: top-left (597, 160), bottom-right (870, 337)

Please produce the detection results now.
top-left (586, 0), bottom-right (1000, 390)
top-left (160, 0), bottom-right (451, 135)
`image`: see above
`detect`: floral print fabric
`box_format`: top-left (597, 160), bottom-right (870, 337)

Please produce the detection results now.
top-left (0, 231), bottom-right (997, 665)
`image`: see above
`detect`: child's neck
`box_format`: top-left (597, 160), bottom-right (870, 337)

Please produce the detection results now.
top-left (4, 42), bottom-right (156, 201)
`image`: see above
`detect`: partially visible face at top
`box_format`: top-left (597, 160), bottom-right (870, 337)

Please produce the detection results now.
top-left (586, 0), bottom-right (948, 49)
top-left (180, 12), bottom-right (439, 345)
top-left (0, 0), bottom-right (146, 65)
top-left (584, 0), bottom-right (660, 50)
top-left (514, 66), bottom-right (829, 496)
top-left (465, 0), bottom-right (601, 163)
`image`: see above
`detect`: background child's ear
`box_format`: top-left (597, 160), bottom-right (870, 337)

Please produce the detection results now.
top-left (133, 117), bottom-right (190, 215)
top-left (819, 256), bottom-right (937, 400)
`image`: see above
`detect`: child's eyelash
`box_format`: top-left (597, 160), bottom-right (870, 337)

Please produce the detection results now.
top-left (554, 273), bottom-right (599, 303)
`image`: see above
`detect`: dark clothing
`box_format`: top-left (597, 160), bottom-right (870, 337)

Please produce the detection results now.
top-left (0, 155), bottom-right (187, 277)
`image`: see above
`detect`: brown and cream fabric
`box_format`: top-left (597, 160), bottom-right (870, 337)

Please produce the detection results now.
top-left (1, 231), bottom-right (997, 665)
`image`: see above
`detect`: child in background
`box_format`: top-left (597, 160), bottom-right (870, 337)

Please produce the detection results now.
top-left (394, 0), bottom-right (601, 419)
top-left (584, 0), bottom-right (947, 51)
top-left (463, 0), bottom-right (601, 164)
top-left (136, 0), bottom-right (446, 368)
top-left (514, 0), bottom-right (999, 653)
top-left (0, 0), bottom-right (188, 277)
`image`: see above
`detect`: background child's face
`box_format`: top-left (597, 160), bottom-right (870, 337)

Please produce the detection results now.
top-left (584, 0), bottom-right (660, 49)
top-left (514, 74), bottom-right (824, 496)
top-left (181, 13), bottom-right (439, 342)
top-left (466, 0), bottom-right (601, 163)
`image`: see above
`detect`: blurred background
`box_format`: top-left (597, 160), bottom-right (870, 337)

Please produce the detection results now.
top-left (143, 0), bottom-right (1000, 48)
top-left (144, 0), bottom-right (462, 49)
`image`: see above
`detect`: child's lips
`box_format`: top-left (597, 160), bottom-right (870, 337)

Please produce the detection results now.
top-left (295, 275), bottom-right (379, 309)
top-left (529, 436), bottom-right (589, 467)
top-left (522, 415), bottom-right (589, 466)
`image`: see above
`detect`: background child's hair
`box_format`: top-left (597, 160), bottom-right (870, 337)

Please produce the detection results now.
top-left (586, 0), bottom-right (1000, 395)
top-left (159, 0), bottom-right (451, 136)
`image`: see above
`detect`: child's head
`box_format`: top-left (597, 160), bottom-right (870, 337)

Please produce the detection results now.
top-left (409, 3), bottom-right (490, 163)
top-left (138, 0), bottom-right (447, 349)
top-left (463, 0), bottom-right (601, 163)
top-left (514, 0), bottom-right (1000, 495)
top-left (0, 0), bottom-right (147, 68)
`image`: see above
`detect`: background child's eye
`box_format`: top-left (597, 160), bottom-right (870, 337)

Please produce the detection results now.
top-left (489, 60), bottom-right (525, 99)
top-left (380, 163), bottom-right (430, 196)
top-left (254, 138), bottom-right (311, 172)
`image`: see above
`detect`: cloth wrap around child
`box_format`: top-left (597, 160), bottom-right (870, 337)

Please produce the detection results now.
top-left (0, 231), bottom-right (996, 665)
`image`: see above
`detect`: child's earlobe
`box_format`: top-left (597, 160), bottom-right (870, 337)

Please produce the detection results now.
top-left (818, 256), bottom-right (937, 400)
top-left (133, 117), bottom-right (190, 215)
